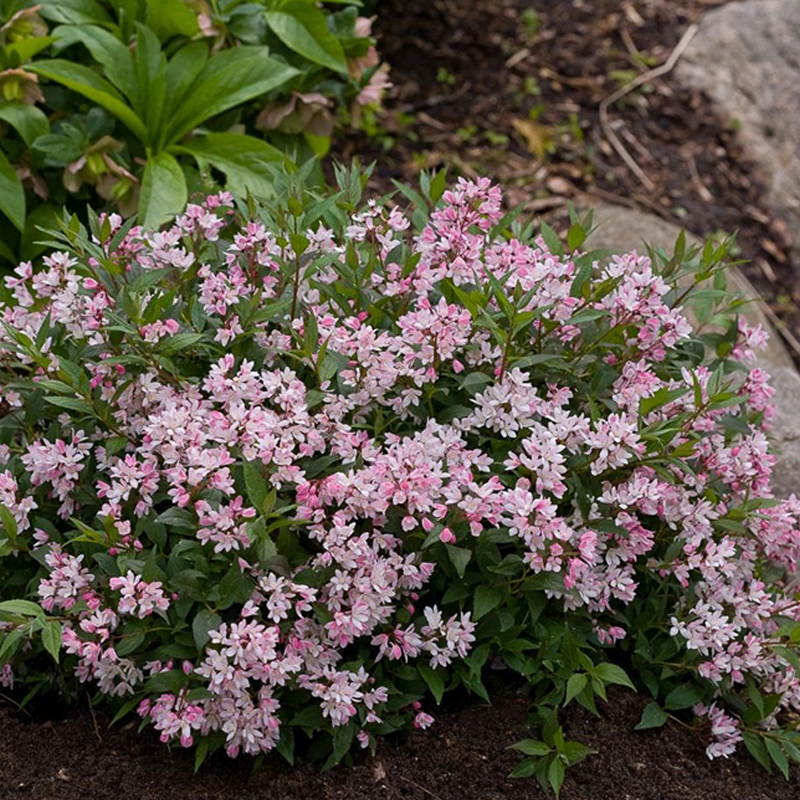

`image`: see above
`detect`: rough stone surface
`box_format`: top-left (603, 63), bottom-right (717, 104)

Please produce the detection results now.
top-left (675, 0), bottom-right (800, 263)
top-left (768, 366), bottom-right (800, 498)
top-left (581, 201), bottom-right (800, 497)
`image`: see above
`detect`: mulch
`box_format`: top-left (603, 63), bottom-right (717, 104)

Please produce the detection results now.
top-left (0, 687), bottom-right (797, 799)
top-left (4, 0), bottom-right (800, 797)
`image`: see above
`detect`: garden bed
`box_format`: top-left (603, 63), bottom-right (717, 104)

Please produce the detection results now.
top-left (0, 688), bottom-right (794, 799)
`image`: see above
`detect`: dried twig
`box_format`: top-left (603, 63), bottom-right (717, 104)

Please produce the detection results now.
top-left (399, 775), bottom-right (446, 800)
top-left (688, 155), bottom-right (713, 202)
top-left (599, 23), bottom-right (699, 191)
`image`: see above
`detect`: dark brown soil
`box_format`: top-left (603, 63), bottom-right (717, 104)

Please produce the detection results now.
top-left (0, 688), bottom-right (797, 799)
top-left (334, 0), bottom-right (800, 364)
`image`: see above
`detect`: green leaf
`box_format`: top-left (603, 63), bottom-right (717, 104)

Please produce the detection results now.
top-left (43, 396), bottom-right (95, 415)
top-left (41, 620), bottom-right (62, 662)
top-left (249, 517), bottom-right (278, 564)
top-left (664, 684), bottom-right (705, 711)
top-left (418, 662), bottom-right (445, 704)
top-left (594, 663), bottom-right (635, 691)
top-left (566, 222), bottom-right (586, 252)
top-left (132, 24), bottom-right (168, 139)
top-left (0, 104), bottom-right (49, 148)
top-left (0, 600), bottom-right (42, 617)
top-left (635, 701), bottom-right (668, 730)
top-left (243, 461), bottom-right (269, 513)
top-left (0, 506), bottom-right (18, 540)
top-left (445, 545), bottom-right (471, 579)
top-left (155, 332), bottom-right (204, 356)
top-left (565, 673), bottom-right (588, 706)
top-left (4, 35), bottom-right (58, 62)
top-left (265, 3), bottom-right (348, 73)
top-left (144, 0), bottom-right (200, 38)
top-left (509, 739), bottom-right (551, 757)
top-left (548, 757), bottom-right (566, 798)
top-left (509, 758), bottom-right (538, 779)
top-left (324, 721), bottom-right (355, 769)
top-left (192, 609), bottom-right (222, 650)
top-left (28, 60), bottom-right (148, 141)
top-left (0, 147), bottom-right (25, 231)
top-left (164, 48), bottom-right (299, 143)
top-left (172, 133), bottom-right (283, 199)
top-left (139, 151), bottom-right (187, 230)
top-left (39, 0), bottom-right (112, 25)
top-left (276, 726), bottom-right (295, 765)
top-left (539, 220), bottom-right (564, 257)
top-left (765, 738), bottom-right (789, 780)
top-left (561, 741), bottom-right (595, 765)
top-left (0, 627), bottom-right (25, 664)
top-left (473, 585), bottom-right (502, 620)
top-left (145, 669), bottom-right (188, 695)
top-left (743, 731), bottom-right (772, 772)
top-left (51, 24), bottom-right (137, 100)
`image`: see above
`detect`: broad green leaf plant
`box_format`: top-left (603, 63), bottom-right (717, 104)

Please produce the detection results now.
top-left (0, 0), bottom-right (386, 259)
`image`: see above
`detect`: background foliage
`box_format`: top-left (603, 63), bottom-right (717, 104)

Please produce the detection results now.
top-left (0, 0), bottom-right (386, 263)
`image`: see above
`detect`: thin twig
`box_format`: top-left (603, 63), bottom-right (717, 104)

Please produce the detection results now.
top-left (397, 84), bottom-right (471, 114)
top-left (599, 23), bottom-right (699, 190)
top-left (399, 775), bottom-right (446, 800)
top-left (688, 155), bottom-right (713, 202)
top-left (87, 695), bottom-right (103, 743)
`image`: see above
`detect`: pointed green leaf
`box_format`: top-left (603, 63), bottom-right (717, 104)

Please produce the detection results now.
top-left (139, 151), bottom-right (187, 230)
top-left (0, 600), bottom-right (42, 617)
top-left (418, 662), bottom-right (445, 704)
top-left (0, 147), bottom-right (25, 231)
top-left (133, 24), bottom-right (168, 140)
top-left (39, 0), bottom-right (112, 25)
top-left (165, 42), bottom-right (208, 111)
top-left (51, 24), bottom-right (137, 100)
top-left (0, 103), bottom-right (49, 148)
top-left (192, 609), bottom-right (222, 649)
top-left (172, 133), bottom-right (282, 199)
top-left (28, 60), bottom-right (147, 141)
top-left (473, 585), bottom-right (502, 620)
top-left (41, 620), bottom-right (62, 662)
top-left (635, 701), bottom-right (668, 730)
top-left (165, 48), bottom-right (299, 143)
top-left (594, 663), bottom-right (635, 690)
top-left (144, 0), bottom-right (200, 38)
top-left (265, 3), bottom-right (348, 73)
top-left (508, 739), bottom-right (551, 757)
top-left (565, 673), bottom-right (588, 706)
top-left (445, 545), bottom-right (471, 578)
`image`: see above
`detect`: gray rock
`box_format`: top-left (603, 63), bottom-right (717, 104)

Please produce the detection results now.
top-left (766, 366), bottom-right (800, 498)
top-left (580, 201), bottom-right (800, 497)
top-left (582, 201), bottom-right (795, 370)
top-left (675, 0), bottom-right (800, 263)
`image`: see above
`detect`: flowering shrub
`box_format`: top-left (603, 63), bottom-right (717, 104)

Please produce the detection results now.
top-left (1, 167), bottom-right (800, 778)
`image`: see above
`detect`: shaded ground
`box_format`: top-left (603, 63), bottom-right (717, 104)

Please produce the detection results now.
top-left (0, 688), bottom-right (797, 800)
top-left (334, 0), bottom-right (800, 362)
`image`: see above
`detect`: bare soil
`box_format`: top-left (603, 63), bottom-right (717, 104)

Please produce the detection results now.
top-left (0, 688), bottom-right (797, 799)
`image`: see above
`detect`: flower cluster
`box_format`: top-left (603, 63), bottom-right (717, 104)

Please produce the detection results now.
top-left (0, 175), bottom-right (799, 769)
